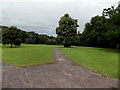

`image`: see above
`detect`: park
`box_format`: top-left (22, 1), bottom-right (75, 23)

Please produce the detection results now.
top-left (1, 1), bottom-right (120, 88)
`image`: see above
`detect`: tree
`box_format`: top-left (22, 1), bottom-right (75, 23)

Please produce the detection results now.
top-left (47, 36), bottom-right (56, 45)
top-left (2, 26), bottom-right (57, 45)
top-left (2, 26), bottom-right (21, 48)
top-left (19, 30), bottom-right (28, 43)
top-left (25, 32), bottom-right (37, 44)
top-left (37, 35), bottom-right (49, 44)
top-left (79, 5), bottom-right (120, 49)
top-left (56, 13), bottom-right (79, 47)
top-left (102, 5), bottom-right (120, 49)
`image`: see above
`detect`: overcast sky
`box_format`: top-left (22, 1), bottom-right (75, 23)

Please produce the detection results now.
top-left (0, 0), bottom-right (119, 36)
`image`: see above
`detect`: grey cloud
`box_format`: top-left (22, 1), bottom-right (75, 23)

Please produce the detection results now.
top-left (2, 0), bottom-right (120, 36)
top-left (0, 4), bottom-right (2, 25)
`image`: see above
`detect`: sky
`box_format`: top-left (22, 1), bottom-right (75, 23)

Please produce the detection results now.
top-left (0, 0), bottom-right (120, 36)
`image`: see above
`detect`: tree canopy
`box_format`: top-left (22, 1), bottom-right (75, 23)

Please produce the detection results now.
top-left (56, 13), bottom-right (79, 47)
top-left (2, 26), bottom-right (22, 48)
top-left (78, 5), bottom-right (120, 49)
top-left (2, 26), bottom-right (57, 48)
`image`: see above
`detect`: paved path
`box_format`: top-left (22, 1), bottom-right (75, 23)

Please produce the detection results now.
top-left (2, 48), bottom-right (118, 88)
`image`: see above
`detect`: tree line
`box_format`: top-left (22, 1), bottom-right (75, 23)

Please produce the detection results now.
top-left (76, 5), bottom-right (120, 49)
top-left (56, 5), bottom-right (120, 49)
top-left (2, 26), bottom-right (56, 48)
top-left (2, 4), bottom-right (120, 49)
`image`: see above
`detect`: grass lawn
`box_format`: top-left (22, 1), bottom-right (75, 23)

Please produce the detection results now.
top-left (61, 46), bottom-right (119, 78)
top-left (0, 29), bottom-right (2, 61)
top-left (2, 44), bottom-right (58, 66)
top-left (0, 44), bottom-right (1, 61)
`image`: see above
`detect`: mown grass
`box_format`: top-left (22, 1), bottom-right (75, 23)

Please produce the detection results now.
top-left (2, 44), bottom-right (119, 78)
top-left (2, 44), bottom-right (58, 66)
top-left (61, 46), bottom-right (119, 78)
top-left (0, 29), bottom-right (2, 61)
top-left (0, 44), bottom-right (2, 61)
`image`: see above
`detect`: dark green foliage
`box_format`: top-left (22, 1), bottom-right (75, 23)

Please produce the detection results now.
top-left (78, 5), bottom-right (120, 49)
top-left (73, 31), bottom-right (81, 46)
top-left (56, 13), bottom-right (79, 47)
top-left (2, 26), bottom-right (22, 48)
top-left (46, 36), bottom-right (56, 45)
top-left (24, 32), bottom-right (57, 45)
top-left (25, 32), bottom-right (38, 44)
top-left (37, 35), bottom-right (49, 44)
top-left (19, 30), bottom-right (28, 43)
top-left (2, 26), bottom-right (57, 46)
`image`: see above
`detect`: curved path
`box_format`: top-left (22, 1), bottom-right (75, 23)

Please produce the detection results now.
top-left (2, 48), bottom-right (118, 88)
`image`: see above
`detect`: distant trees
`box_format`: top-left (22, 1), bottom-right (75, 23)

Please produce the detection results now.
top-left (56, 13), bottom-right (79, 47)
top-left (25, 32), bottom-right (38, 44)
top-left (2, 26), bottom-right (22, 48)
top-left (19, 30), bottom-right (28, 43)
top-left (37, 35), bottom-right (49, 44)
top-left (47, 36), bottom-right (56, 45)
top-left (2, 26), bottom-right (57, 47)
top-left (25, 32), bottom-right (56, 45)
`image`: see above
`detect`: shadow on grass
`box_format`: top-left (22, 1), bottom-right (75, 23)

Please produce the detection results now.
top-left (2, 44), bottom-right (61, 48)
top-left (95, 48), bottom-right (118, 53)
top-left (60, 46), bottom-right (77, 48)
top-left (76, 46), bottom-right (118, 53)
top-left (2, 45), bottom-right (25, 48)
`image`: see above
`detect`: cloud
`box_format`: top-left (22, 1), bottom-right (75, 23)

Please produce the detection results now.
top-left (0, 4), bottom-right (2, 25)
top-left (2, 0), bottom-right (120, 36)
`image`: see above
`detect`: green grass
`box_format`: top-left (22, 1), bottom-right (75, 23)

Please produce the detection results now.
top-left (2, 44), bottom-right (58, 66)
top-left (61, 46), bottom-right (119, 78)
top-left (0, 44), bottom-right (2, 61)
top-left (2, 44), bottom-right (119, 78)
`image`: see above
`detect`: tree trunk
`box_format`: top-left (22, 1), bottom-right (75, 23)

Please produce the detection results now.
top-left (117, 44), bottom-right (120, 50)
top-left (10, 43), bottom-right (13, 48)
top-left (64, 44), bottom-right (71, 47)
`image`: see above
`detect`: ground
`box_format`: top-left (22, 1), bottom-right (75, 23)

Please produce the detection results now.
top-left (2, 44), bottom-right (58, 66)
top-left (61, 46), bottom-right (118, 78)
top-left (2, 44), bottom-right (118, 78)
top-left (2, 48), bottom-right (118, 88)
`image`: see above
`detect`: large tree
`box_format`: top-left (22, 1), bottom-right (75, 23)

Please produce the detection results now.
top-left (79, 5), bottom-right (120, 49)
top-left (2, 26), bottom-right (21, 48)
top-left (56, 13), bottom-right (79, 47)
